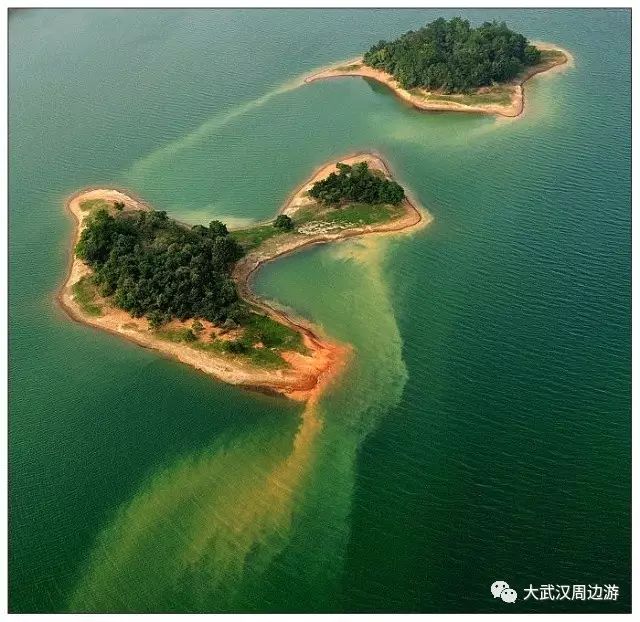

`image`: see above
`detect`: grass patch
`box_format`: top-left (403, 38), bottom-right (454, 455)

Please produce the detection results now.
top-left (230, 223), bottom-right (286, 251)
top-left (241, 312), bottom-right (306, 353)
top-left (72, 276), bottom-right (103, 317)
top-left (291, 205), bottom-right (322, 225)
top-left (155, 327), bottom-right (197, 343)
top-left (227, 342), bottom-right (286, 368)
top-left (456, 89), bottom-right (512, 106)
top-left (192, 335), bottom-right (288, 369)
top-left (321, 202), bottom-right (404, 226)
top-left (155, 318), bottom-right (293, 370)
top-left (295, 199), bottom-right (403, 229)
top-left (79, 198), bottom-right (110, 212)
top-left (333, 63), bottom-right (363, 72)
top-left (413, 86), bottom-right (513, 106)
top-left (242, 346), bottom-right (287, 368)
top-left (539, 49), bottom-right (565, 64)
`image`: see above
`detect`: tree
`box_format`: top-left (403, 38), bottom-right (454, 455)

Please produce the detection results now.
top-left (148, 310), bottom-right (166, 330)
top-left (274, 214), bottom-right (294, 231)
top-left (114, 201), bottom-right (125, 211)
top-left (524, 44), bottom-right (541, 65)
top-left (191, 224), bottom-right (209, 236)
top-left (208, 220), bottom-right (228, 237)
top-left (192, 320), bottom-right (204, 336)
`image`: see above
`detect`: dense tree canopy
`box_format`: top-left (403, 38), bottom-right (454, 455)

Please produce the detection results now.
top-left (363, 17), bottom-right (541, 92)
top-left (274, 214), bottom-right (294, 230)
top-left (308, 162), bottom-right (405, 206)
top-left (76, 209), bottom-right (245, 324)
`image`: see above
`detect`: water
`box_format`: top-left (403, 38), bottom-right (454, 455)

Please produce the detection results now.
top-left (9, 8), bottom-right (630, 613)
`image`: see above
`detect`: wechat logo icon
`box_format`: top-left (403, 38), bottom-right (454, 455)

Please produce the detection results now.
top-left (491, 580), bottom-right (518, 603)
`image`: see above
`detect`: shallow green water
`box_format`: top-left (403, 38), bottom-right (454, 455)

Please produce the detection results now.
top-left (9, 8), bottom-right (630, 612)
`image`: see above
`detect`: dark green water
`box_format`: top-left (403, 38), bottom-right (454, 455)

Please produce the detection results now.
top-left (9, 8), bottom-right (630, 613)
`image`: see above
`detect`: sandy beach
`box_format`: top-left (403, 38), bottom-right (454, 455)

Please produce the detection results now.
top-left (304, 42), bottom-right (572, 118)
top-left (59, 154), bottom-right (429, 401)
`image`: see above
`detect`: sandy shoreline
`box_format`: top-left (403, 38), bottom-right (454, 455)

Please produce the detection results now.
top-left (58, 154), bottom-right (429, 402)
top-left (304, 42), bottom-right (572, 118)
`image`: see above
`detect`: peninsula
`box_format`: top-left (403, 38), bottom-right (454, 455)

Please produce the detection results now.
top-left (59, 154), bottom-right (430, 401)
top-left (305, 18), bottom-right (571, 117)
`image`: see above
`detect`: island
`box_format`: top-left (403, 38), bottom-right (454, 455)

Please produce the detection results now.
top-left (59, 154), bottom-right (430, 402)
top-left (305, 17), bottom-right (572, 117)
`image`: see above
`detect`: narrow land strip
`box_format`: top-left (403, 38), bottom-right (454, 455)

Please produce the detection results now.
top-left (59, 154), bottom-right (430, 401)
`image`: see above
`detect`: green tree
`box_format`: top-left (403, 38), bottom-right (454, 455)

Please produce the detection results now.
top-left (148, 310), bottom-right (166, 330)
top-left (209, 220), bottom-right (229, 237)
top-left (274, 214), bottom-right (294, 231)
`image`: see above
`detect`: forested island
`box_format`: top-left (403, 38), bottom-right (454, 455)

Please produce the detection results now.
top-left (363, 18), bottom-right (540, 92)
top-left (60, 154), bottom-right (428, 401)
top-left (305, 17), bottom-right (571, 117)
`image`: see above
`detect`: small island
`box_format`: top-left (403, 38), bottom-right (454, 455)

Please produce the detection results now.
top-left (59, 154), bottom-right (430, 401)
top-left (305, 17), bottom-right (572, 117)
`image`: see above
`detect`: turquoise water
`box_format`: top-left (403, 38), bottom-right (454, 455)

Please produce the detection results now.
top-left (9, 8), bottom-right (630, 612)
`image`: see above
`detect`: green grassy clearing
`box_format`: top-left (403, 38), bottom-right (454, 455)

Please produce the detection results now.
top-left (320, 202), bottom-right (404, 226)
top-left (241, 313), bottom-right (306, 353)
top-left (79, 198), bottom-right (110, 212)
top-left (293, 197), bottom-right (403, 229)
top-left (290, 205), bottom-right (320, 225)
top-left (539, 49), bottom-right (565, 64)
top-left (230, 223), bottom-right (286, 251)
top-left (155, 327), bottom-right (197, 344)
top-left (198, 339), bottom-right (286, 368)
top-left (412, 85), bottom-right (512, 106)
top-left (72, 276), bottom-right (103, 317)
top-left (333, 63), bottom-right (363, 72)
top-left (153, 311), bottom-right (304, 370)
